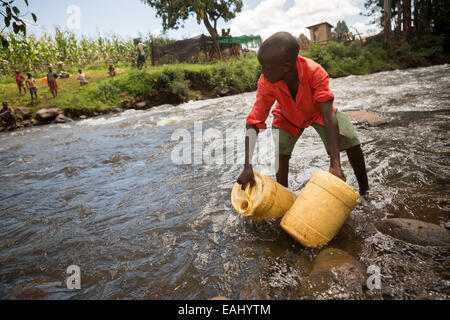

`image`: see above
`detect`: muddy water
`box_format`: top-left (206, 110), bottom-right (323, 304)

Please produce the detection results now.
top-left (0, 64), bottom-right (449, 299)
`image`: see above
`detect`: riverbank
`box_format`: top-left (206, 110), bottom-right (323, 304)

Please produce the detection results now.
top-left (0, 56), bottom-right (261, 131)
top-left (1, 34), bottom-right (448, 132)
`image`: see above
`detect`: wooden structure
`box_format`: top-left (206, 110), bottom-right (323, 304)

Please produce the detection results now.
top-left (306, 22), bottom-right (334, 44)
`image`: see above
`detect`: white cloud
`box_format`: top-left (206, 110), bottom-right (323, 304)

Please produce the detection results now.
top-left (151, 29), bottom-right (163, 37)
top-left (351, 22), bottom-right (380, 36)
top-left (227, 0), bottom-right (365, 40)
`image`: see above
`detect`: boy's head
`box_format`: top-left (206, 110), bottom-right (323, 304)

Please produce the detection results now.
top-left (15, 70), bottom-right (19, 75)
top-left (2, 102), bottom-right (8, 109)
top-left (48, 65), bottom-right (53, 72)
top-left (257, 32), bottom-right (299, 83)
top-left (78, 69), bottom-right (82, 73)
top-left (27, 72), bottom-right (32, 78)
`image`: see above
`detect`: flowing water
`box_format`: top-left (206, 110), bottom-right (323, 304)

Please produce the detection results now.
top-left (0, 64), bottom-right (449, 300)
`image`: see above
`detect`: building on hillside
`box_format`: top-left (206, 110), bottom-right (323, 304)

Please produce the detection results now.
top-left (306, 22), bottom-right (334, 44)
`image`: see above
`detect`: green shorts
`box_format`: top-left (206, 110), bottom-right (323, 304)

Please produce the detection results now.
top-left (272, 111), bottom-right (361, 156)
top-left (138, 53), bottom-right (146, 63)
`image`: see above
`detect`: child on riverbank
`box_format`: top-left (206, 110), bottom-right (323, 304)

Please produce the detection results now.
top-left (0, 102), bottom-right (16, 128)
top-left (15, 70), bottom-right (25, 96)
top-left (108, 64), bottom-right (116, 77)
top-left (77, 69), bottom-right (88, 86)
top-left (25, 72), bottom-right (38, 103)
top-left (137, 40), bottom-right (146, 70)
top-left (236, 32), bottom-right (369, 195)
top-left (47, 66), bottom-right (59, 98)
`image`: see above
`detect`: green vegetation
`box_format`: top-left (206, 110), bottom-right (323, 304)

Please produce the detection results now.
top-left (0, 55), bottom-right (261, 122)
top-left (302, 33), bottom-right (448, 77)
top-left (0, 28), bottom-right (175, 75)
top-left (54, 56), bottom-right (260, 116)
top-left (1, 25), bottom-right (448, 131)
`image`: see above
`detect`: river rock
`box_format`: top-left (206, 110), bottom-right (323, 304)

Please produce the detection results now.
top-left (119, 92), bottom-right (129, 97)
top-left (306, 248), bottom-right (365, 294)
top-left (375, 218), bottom-right (450, 247)
top-left (54, 114), bottom-right (73, 123)
top-left (35, 108), bottom-right (63, 122)
top-left (79, 115), bottom-right (88, 120)
top-left (345, 110), bottom-right (387, 126)
top-left (14, 107), bottom-right (31, 120)
top-left (209, 296), bottom-right (230, 300)
top-left (219, 88), bottom-right (231, 96)
top-left (111, 107), bottom-right (124, 113)
top-left (120, 99), bottom-right (132, 109)
top-left (135, 101), bottom-right (147, 110)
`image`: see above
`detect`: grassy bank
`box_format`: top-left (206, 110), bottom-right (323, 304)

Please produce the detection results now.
top-left (0, 56), bottom-right (261, 124)
top-left (301, 33), bottom-right (448, 77)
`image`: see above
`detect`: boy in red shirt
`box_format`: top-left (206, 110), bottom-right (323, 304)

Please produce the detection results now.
top-left (236, 32), bottom-right (369, 195)
top-left (15, 70), bottom-right (25, 96)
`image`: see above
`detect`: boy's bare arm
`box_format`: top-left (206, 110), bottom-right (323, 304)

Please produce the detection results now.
top-left (319, 100), bottom-right (346, 181)
top-left (236, 125), bottom-right (259, 189)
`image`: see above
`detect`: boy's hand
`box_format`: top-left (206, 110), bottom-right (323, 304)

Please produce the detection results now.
top-left (329, 165), bottom-right (346, 182)
top-left (237, 165), bottom-right (255, 190)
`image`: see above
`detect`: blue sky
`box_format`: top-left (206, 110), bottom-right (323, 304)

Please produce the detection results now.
top-left (18, 0), bottom-right (380, 40)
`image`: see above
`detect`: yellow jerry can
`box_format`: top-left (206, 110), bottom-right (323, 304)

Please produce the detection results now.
top-left (280, 170), bottom-right (360, 248)
top-left (231, 172), bottom-right (297, 220)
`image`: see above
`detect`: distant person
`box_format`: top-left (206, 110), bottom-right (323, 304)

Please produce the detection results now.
top-left (47, 66), bottom-right (59, 98)
top-left (0, 102), bottom-right (16, 128)
top-left (137, 40), bottom-right (146, 69)
top-left (25, 72), bottom-right (38, 103)
top-left (236, 32), bottom-right (369, 196)
top-left (15, 70), bottom-right (25, 96)
top-left (108, 64), bottom-right (116, 77)
top-left (77, 69), bottom-right (88, 86)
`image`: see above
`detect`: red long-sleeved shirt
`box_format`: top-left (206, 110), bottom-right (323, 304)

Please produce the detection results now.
top-left (246, 55), bottom-right (336, 137)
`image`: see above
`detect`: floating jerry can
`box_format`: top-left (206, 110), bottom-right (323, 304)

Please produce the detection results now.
top-left (231, 172), bottom-right (297, 220)
top-left (280, 170), bottom-right (360, 248)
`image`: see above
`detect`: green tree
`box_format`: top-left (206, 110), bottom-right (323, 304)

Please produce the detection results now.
top-left (364, 0), bottom-right (448, 48)
top-left (335, 20), bottom-right (349, 41)
top-left (140, 0), bottom-right (243, 38)
top-left (1, 0), bottom-right (37, 47)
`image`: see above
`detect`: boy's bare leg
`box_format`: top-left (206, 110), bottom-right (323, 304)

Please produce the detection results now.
top-left (276, 154), bottom-right (290, 188)
top-left (346, 145), bottom-right (369, 195)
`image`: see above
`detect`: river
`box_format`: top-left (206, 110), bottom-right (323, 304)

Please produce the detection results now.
top-left (0, 64), bottom-right (449, 299)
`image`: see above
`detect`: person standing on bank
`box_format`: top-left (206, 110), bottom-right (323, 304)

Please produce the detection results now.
top-left (47, 65), bottom-right (59, 98)
top-left (136, 39), bottom-right (146, 70)
top-left (236, 32), bottom-right (369, 196)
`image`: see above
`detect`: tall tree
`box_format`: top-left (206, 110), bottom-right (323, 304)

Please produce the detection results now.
top-left (141, 0), bottom-right (243, 38)
top-left (395, 0), bottom-right (402, 39)
top-left (335, 20), bottom-right (349, 41)
top-left (403, 0), bottom-right (411, 40)
top-left (1, 0), bottom-right (37, 47)
top-left (383, 0), bottom-right (392, 48)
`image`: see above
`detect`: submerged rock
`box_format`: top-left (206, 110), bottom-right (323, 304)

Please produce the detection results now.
top-left (375, 218), bottom-right (450, 247)
top-left (345, 110), bottom-right (387, 126)
top-left (35, 108), bottom-right (63, 122)
top-left (306, 248), bottom-right (365, 296)
top-left (209, 296), bottom-right (230, 300)
top-left (111, 107), bottom-right (124, 113)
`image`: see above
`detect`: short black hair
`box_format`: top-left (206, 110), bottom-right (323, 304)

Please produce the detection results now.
top-left (258, 31), bottom-right (299, 65)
